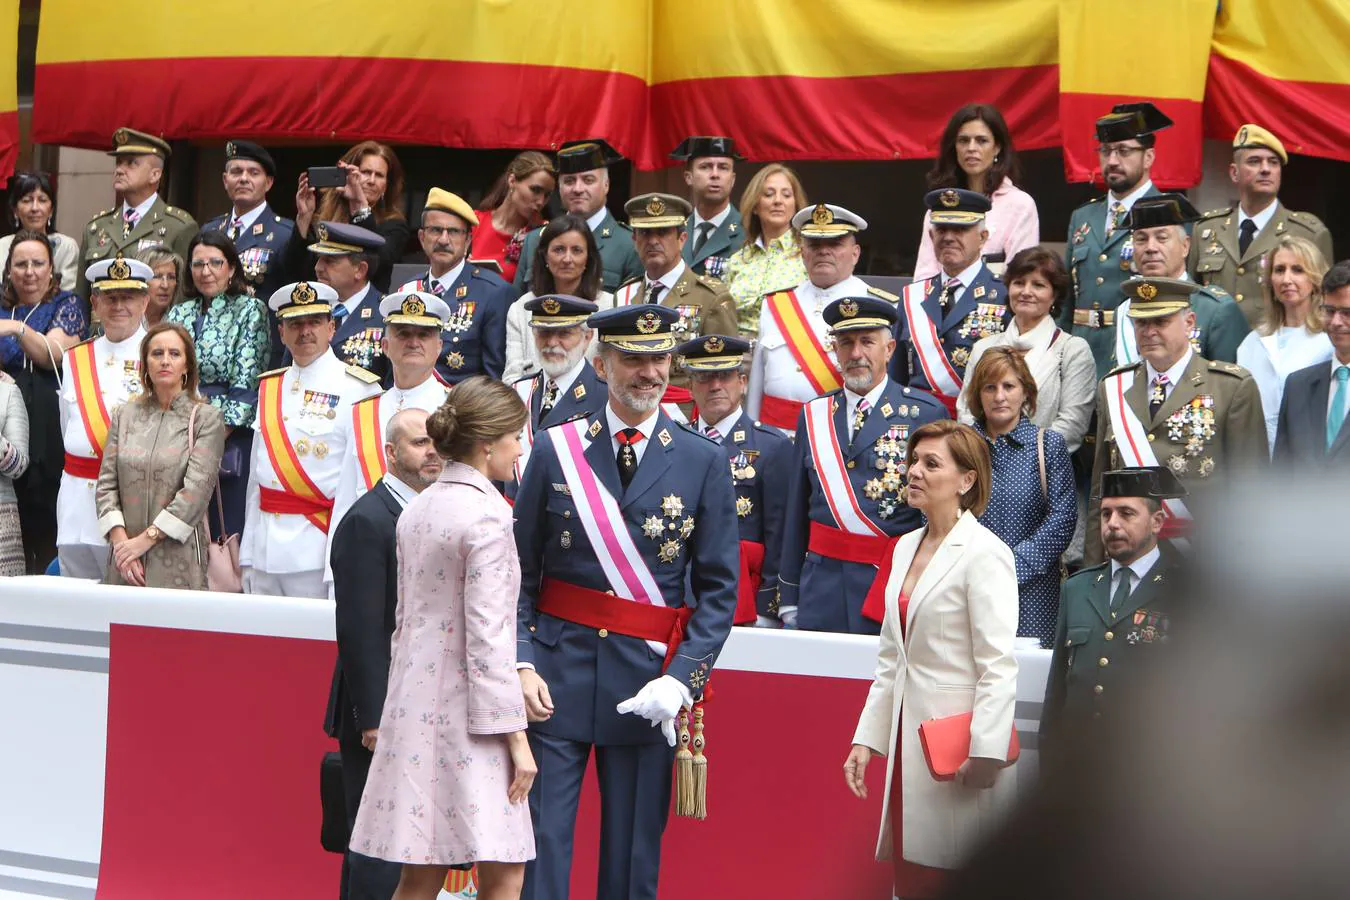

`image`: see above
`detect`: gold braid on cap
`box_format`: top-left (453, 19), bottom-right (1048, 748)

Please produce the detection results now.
top-left (291, 282), bottom-right (318, 305)
top-left (636, 311), bottom-right (661, 334)
top-left (703, 335), bottom-right (725, 353)
top-left (1137, 283), bottom-right (1159, 301)
top-left (839, 299), bottom-right (859, 318)
top-left (646, 196), bottom-right (667, 217)
top-left (541, 298), bottom-right (562, 314)
top-left (811, 204), bottom-right (832, 226)
top-left (402, 297), bottom-right (427, 317)
top-left (108, 255), bottom-right (131, 280)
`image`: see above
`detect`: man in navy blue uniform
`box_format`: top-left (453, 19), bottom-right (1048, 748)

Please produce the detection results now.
top-left (397, 187), bottom-right (511, 384)
top-left (781, 295), bottom-right (949, 634)
top-left (513, 304), bottom-right (738, 900)
top-left (507, 294), bottom-right (608, 496)
top-left (307, 220), bottom-right (389, 382)
top-left (892, 188), bottom-right (1010, 416)
top-left (681, 333), bottom-right (791, 626)
top-left (202, 139), bottom-right (295, 365)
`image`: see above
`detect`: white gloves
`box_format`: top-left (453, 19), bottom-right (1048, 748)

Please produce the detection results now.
top-left (755, 614), bottom-right (781, 628)
top-left (778, 606), bottom-right (799, 629)
top-left (616, 675), bottom-right (691, 747)
top-left (240, 566), bottom-right (255, 594)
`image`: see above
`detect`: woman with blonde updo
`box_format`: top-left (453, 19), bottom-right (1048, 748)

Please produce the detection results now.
top-left (352, 376), bottom-right (537, 900)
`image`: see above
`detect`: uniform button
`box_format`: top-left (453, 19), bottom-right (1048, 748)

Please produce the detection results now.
top-left (283, 415), bottom-right (289, 421)
top-left (1098, 657), bottom-right (1109, 668)
top-left (1098, 253), bottom-right (1107, 262)
top-left (598, 628), bottom-right (609, 638)
top-left (1105, 631), bottom-right (1114, 641)
top-left (1095, 276), bottom-right (1104, 285)
top-left (795, 365), bottom-right (802, 372)
top-left (1093, 685), bottom-right (1104, 695)
top-left (1236, 266), bottom-right (1245, 275)
top-left (846, 460), bottom-right (856, 469)
top-left (606, 590), bottom-right (615, 596)
top-left (563, 510), bottom-right (571, 518)
top-left (1147, 433), bottom-right (1156, 441)
top-left (528, 625), bottom-right (536, 633)
top-left (1235, 293), bottom-right (1244, 302)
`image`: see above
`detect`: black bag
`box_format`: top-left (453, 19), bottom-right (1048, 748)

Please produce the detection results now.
top-left (320, 751), bottom-right (348, 854)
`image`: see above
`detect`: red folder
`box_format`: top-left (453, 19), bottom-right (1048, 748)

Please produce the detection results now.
top-left (918, 712), bottom-right (1020, 781)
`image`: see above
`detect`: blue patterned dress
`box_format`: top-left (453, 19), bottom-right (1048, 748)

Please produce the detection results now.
top-left (975, 417), bottom-right (1078, 646)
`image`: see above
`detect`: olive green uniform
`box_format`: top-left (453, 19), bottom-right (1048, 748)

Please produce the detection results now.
top-left (77, 196), bottom-right (198, 298)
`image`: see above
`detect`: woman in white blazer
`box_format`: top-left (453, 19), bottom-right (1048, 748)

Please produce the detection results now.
top-left (844, 420), bottom-right (1019, 898)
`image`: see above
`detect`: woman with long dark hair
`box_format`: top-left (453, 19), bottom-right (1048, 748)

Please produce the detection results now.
top-left (0, 172), bottom-right (78, 291)
top-left (913, 104), bottom-right (1039, 280)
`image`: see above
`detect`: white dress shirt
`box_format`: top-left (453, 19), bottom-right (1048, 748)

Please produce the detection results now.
top-left (1110, 544), bottom-right (1161, 597)
top-left (337, 282), bottom-right (374, 318)
top-left (1237, 199), bottom-right (1279, 240)
top-left (585, 206), bottom-right (608, 233)
top-left (692, 205), bottom-right (732, 233)
top-left (936, 257), bottom-right (986, 306)
top-left (431, 259), bottom-right (466, 296)
top-left (844, 378), bottom-right (888, 441)
top-left (1144, 349), bottom-right (1193, 405)
top-left (382, 473), bottom-right (417, 510)
top-left (120, 194), bottom-right (158, 225)
top-left (228, 200), bottom-right (268, 232)
top-left (1105, 179), bottom-right (1154, 231)
top-left (645, 260), bottom-right (686, 299)
top-left (696, 406), bottom-right (743, 443)
top-left (606, 404), bottom-right (661, 467)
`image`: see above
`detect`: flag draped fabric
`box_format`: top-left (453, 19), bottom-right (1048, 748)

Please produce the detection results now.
top-left (0, 0), bottom-right (18, 180)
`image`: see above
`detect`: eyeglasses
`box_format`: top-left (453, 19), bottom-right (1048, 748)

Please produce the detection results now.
top-left (1097, 145), bottom-right (1145, 160)
top-left (1318, 304), bottom-right (1350, 321)
top-left (150, 272), bottom-right (178, 283)
top-left (190, 258), bottom-right (228, 271)
top-left (422, 226), bottom-right (467, 239)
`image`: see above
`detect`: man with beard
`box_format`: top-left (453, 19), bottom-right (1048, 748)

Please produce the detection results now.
top-left (324, 408), bottom-right (443, 900)
top-left (240, 282), bottom-right (383, 598)
top-left (325, 291), bottom-right (452, 576)
top-left (671, 136), bottom-right (745, 279)
top-left (513, 304), bottom-right (738, 900)
top-left (747, 202), bottom-right (897, 435)
top-left (1061, 102), bottom-right (1172, 378)
top-left (513, 140), bottom-right (643, 293)
top-left (396, 188), bottom-right (511, 383)
top-left (1112, 193), bottom-right (1249, 368)
top-left (891, 188), bottom-right (1009, 416)
top-left (682, 333), bottom-right (792, 626)
top-left (1190, 124), bottom-right (1334, 328)
top-left (508, 293), bottom-right (607, 494)
top-left (1042, 466), bottom-right (1187, 742)
top-left (779, 296), bottom-right (949, 633)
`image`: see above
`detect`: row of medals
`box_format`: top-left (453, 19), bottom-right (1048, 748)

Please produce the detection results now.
top-left (863, 428), bottom-right (909, 519)
top-left (294, 380), bottom-right (337, 459)
top-left (732, 451), bottom-right (756, 518)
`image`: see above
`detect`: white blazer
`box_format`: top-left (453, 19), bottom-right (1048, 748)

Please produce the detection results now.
top-left (851, 510), bottom-right (1020, 869)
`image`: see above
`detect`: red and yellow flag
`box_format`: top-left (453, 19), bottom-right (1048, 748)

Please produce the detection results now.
top-left (0, 0), bottom-right (18, 180)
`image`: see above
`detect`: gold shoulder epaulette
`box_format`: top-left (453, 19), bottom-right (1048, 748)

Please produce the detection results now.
top-left (866, 285), bottom-right (900, 302)
top-left (345, 364), bottom-right (381, 384)
top-left (1106, 359), bottom-right (1143, 376)
top-left (1208, 360), bottom-right (1249, 377)
top-left (257, 366), bottom-right (289, 380)
top-left (1201, 207), bottom-right (1232, 218)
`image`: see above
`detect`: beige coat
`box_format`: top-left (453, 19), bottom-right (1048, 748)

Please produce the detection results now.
top-left (851, 511), bottom-right (1020, 869)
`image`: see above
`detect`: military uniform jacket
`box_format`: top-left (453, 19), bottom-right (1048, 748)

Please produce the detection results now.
top-left (716, 410), bottom-right (792, 618)
top-left (1188, 202), bottom-right (1335, 329)
top-left (203, 203), bottom-right (295, 303)
top-left (512, 208), bottom-right (644, 294)
top-left (330, 286), bottom-right (389, 383)
top-left (1085, 353), bottom-right (1267, 563)
top-left (1060, 185), bottom-right (1161, 375)
top-left (614, 264), bottom-right (739, 393)
top-left (504, 362), bottom-right (609, 501)
top-left (77, 196), bottom-right (199, 297)
top-left (399, 265), bottom-right (511, 384)
top-left (55, 328), bottom-right (147, 547)
top-left (1111, 282), bottom-right (1250, 369)
top-left (513, 409), bottom-right (739, 746)
top-left (682, 206), bottom-right (745, 279)
top-left (891, 264), bottom-right (1009, 392)
top-left (1041, 548), bottom-right (1183, 741)
top-left (240, 350), bottom-right (382, 575)
top-left (780, 379), bottom-right (949, 633)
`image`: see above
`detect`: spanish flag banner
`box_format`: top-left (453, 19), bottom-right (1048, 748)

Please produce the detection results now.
top-left (0, 0), bottom-right (18, 180)
top-left (1057, 0), bottom-right (1217, 188)
top-left (1205, 0), bottom-right (1350, 162)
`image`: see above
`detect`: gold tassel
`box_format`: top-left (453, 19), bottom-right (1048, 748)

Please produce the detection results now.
top-left (674, 707), bottom-right (694, 817)
top-left (690, 703), bottom-right (708, 821)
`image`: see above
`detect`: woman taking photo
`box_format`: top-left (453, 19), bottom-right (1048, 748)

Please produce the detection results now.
top-left (352, 376), bottom-right (536, 900)
top-left (139, 245), bottom-right (183, 328)
top-left (913, 105), bottom-right (1039, 280)
top-left (166, 231), bottom-right (268, 541)
top-left (502, 214), bottom-right (613, 383)
top-left (844, 420), bottom-right (1019, 898)
top-left (0, 370), bottom-right (29, 575)
top-left (295, 140), bottom-right (410, 291)
top-left (1236, 235), bottom-right (1333, 454)
top-left (965, 347), bottom-right (1076, 645)
top-left (473, 151), bottom-right (557, 284)
top-left (0, 173), bottom-right (78, 292)
top-left (958, 247), bottom-right (1096, 454)
top-left (96, 322), bottom-right (225, 589)
top-left (0, 230), bottom-right (86, 571)
top-left (722, 163), bottom-right (809, 335)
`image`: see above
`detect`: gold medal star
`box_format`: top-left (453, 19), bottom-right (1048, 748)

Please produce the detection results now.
top-left (661, 494), bottom-right (684, 518)
top-left (659, 539), bottom-right (681, 563)
top-left (736, 496), bottom-right (753, 518)
top-left (642, 515), bottom-right (664, 540)
top-left (679, 517), bottom-right (695, 538)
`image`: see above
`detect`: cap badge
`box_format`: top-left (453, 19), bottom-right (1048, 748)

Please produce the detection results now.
top-left (939, 189), bottom-right (960, 208)
top-left (839, 299), bottom-right (859, 318)
top-left (113, 128), bottom-right (128, 146)
top-left (108, 255), bottom-right (131, 280)
top-left (541, 298), bottom-right (562, 314)
top-left (704, 335), bottom-right (725, 353)
top-left (315, 223), bottom-right (329, 242)
top-left (1137, 283), bottom-right (1158, 301)
top-left (225, 141), bottom-right (237, 158)
top-left (636, 311), bottom-right (661, 335)
top-left (402, 297), bottom-right (426, 317)
top-left (811, 204), bottom-right (833, 226)
top-left (646, 196), bottom-right (667, 217)
top-left (291, 282), bottom-right (318, 305)
top-left (1236, 125), bottom-right (1249, 145)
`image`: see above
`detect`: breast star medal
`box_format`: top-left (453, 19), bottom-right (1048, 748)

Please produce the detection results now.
top-left (659, 539), bottom-right (681, 563)
top-left (736, 495), bottom-right (753, 518)
top-left (661, 494), bottom-right (684, 518)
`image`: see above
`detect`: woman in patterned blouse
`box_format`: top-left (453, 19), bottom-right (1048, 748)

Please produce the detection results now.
top-left (965, 346), bottom-right (1077, 646)
top-left (723, 164), bottom-right (809, 335)
top-left (166, 230), bottom-right (268, 540)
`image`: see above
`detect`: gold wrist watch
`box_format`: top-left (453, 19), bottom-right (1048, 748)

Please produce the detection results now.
top-left (145, 525), bottom-right (162, 542)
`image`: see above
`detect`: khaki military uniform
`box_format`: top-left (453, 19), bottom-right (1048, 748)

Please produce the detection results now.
top-left (1085, 353), bottom-right (1267, 563)
top-left (1188, 204), bottom-right (1334, 329)
top-left (615, 265), bottom-right (738, 398)
top-left (77, 196), bottom-right (198, 298)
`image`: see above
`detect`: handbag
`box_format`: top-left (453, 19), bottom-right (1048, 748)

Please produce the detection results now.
top-left (188, 403), bottom-right (243, 592)
top-left (918, 712), bottom-right (1020, 782)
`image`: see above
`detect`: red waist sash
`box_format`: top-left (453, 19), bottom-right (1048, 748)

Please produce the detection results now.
top-left (736, 539), bottom-right (765, 625)
top-left (259, 485), bottom-right (335, 533)
top-left (808, 521), bottom-right (892, 564)
top-left (759, 394), bottom-right (803, 430)
top-left (537, 577), bottom-right (692, 671)
top-left (64, 453), bottom-right (101, 480)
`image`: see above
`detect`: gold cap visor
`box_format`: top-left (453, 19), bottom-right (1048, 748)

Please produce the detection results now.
top-left (928, 211), bottom-right (985, 226)
top-left (599, 334), bottom-right (678, 354)
top-left (93, 279), bottom-right (148, 292)
top-left (800, 223), bottom-right (859, 238)
top-left (683, 354), bottom-right (744, 371)
top-left (529, 314), bottom-right (591, 329)
top-left (276, 303), bottom-right (334, 320)
top-left (307, 240), bottom-right (366, 256)
top-left (1127, 300), bottom-right (1191, 319)
top-left (384, 313), bottom-right (442, 327)
top-left (630, 216), bottom-right (688, 229)
top-left (829, 317), bottom-right (893, 333)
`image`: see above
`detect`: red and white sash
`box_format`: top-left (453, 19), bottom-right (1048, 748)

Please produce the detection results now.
top-left (1103, 369), bottom-right (1193, 546)
top-left (514, 378), bottom-right (538, 483)
top-left (901, 280), bottom-right (963, 402)
top-left (547, 419), bottom-right (669, 654)
top-left (803, 396), bottom-right (885, 537)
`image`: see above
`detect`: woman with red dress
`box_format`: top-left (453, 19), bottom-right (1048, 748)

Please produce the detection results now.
top-left (472, 152), bottom-right (556, 284)
top-left (844, 420), bottom-right (1020, 898)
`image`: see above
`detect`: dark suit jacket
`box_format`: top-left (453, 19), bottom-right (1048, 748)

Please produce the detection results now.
top-left (1274, 359), bottom-right (1350, 467)
top-left (324, 478), bottom-right (403, 740)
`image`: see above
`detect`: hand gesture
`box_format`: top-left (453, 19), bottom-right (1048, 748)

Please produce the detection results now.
top-left (505, 731), bottom-right (537, 804)
top-left (519, 669), bottom-right (554, 722)
top-left (843, 744), bottom-right (873, 799)
top-left (295, 172), bottom-right (316, 236)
